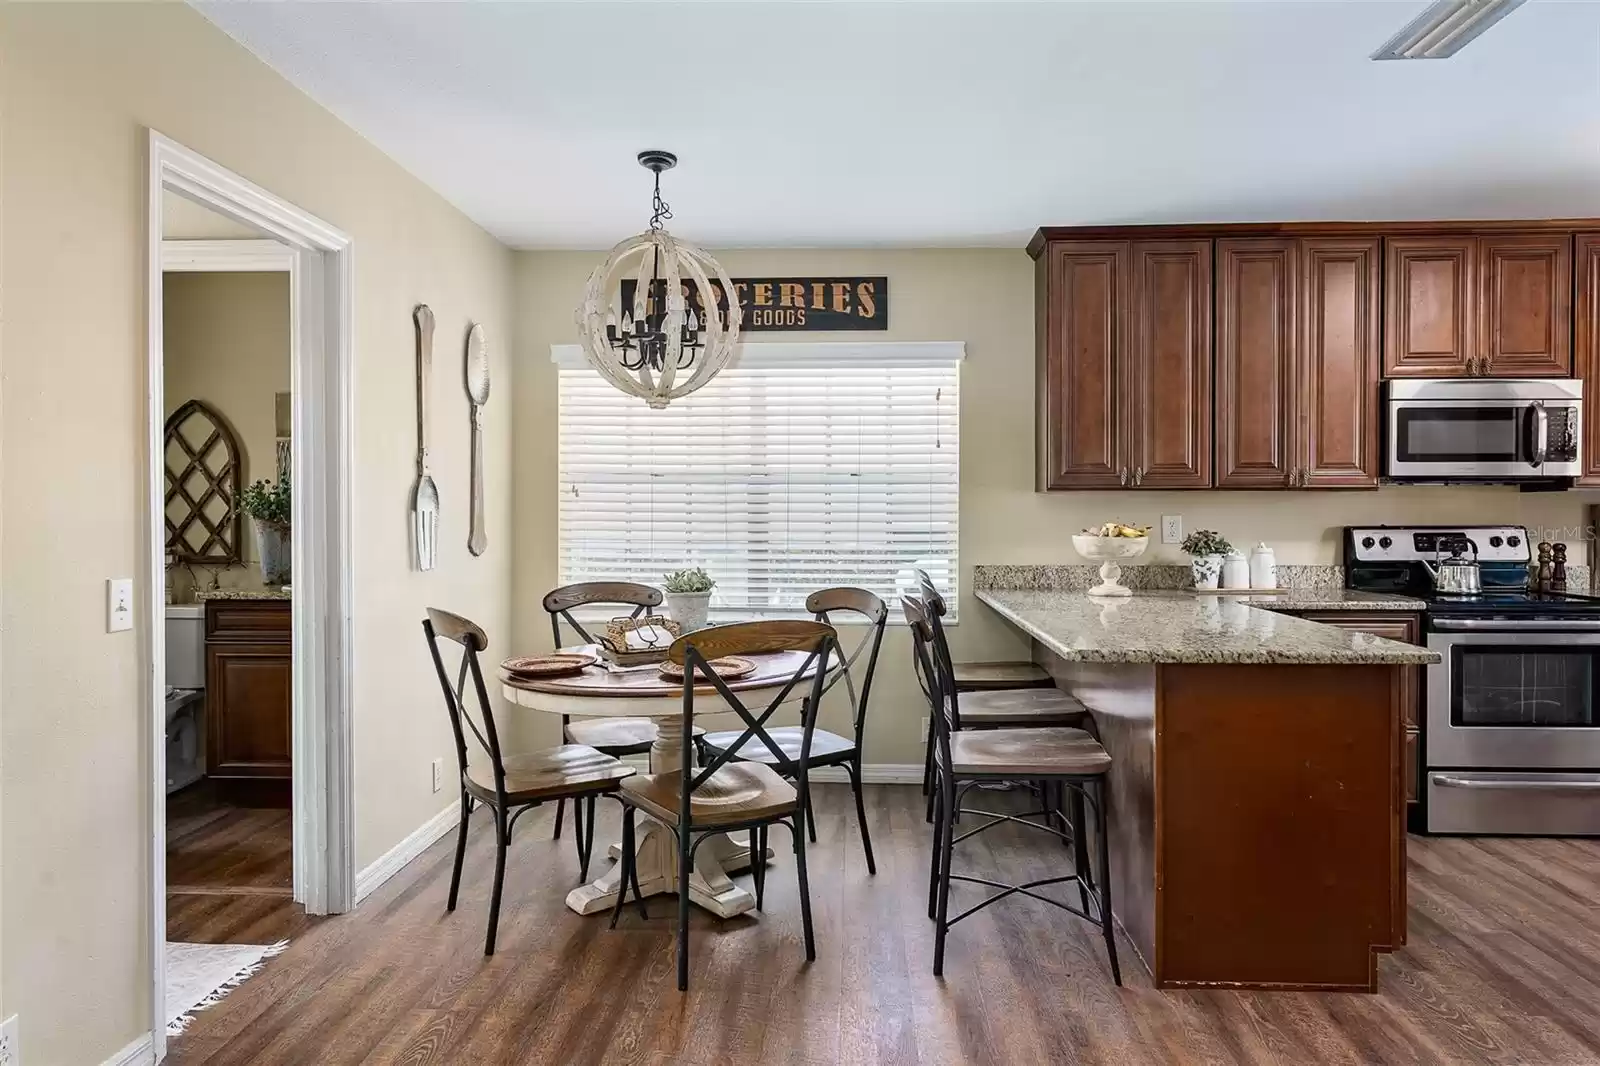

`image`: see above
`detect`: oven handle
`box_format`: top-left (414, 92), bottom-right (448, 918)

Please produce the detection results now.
top-left (1434, 774), bottom-right (1600, 793)
top-left (1432, 618), bottom-right (1600, 632)
top-left (1528, 401), bottom-right (1549, 468)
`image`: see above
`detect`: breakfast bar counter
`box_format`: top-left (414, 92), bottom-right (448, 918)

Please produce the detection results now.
top-left (975, 587), bottom-right (1439, 993)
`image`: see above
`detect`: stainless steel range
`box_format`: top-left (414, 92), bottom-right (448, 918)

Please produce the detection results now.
top-left (1345, 525), bottom-right (1600, 836)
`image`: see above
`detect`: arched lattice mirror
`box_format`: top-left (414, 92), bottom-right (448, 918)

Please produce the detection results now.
top-left (165, 399), bottom-right (244, 566)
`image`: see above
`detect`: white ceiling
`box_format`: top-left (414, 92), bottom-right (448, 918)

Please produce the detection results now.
top-left (197, 1), bottom-right (1600, 249)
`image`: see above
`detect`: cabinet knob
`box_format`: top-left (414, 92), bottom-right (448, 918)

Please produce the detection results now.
top-left (1134, 467), bottom-right (1144, 486)
top-left (1119, 467), bottom-right (1128, 486)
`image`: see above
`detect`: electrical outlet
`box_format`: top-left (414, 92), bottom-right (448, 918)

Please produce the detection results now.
top-left (1161, 515), bottom-right (1183, 545)
top-left (107, 578), bottom-right (133, 633)
top-left (1, 1013), bottom-right (19, 1066)
top-left (431, 757), bottom-right (443, 793)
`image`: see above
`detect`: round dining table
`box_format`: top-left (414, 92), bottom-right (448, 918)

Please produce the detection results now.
top-left (501, 644), bottom-right (820, 919)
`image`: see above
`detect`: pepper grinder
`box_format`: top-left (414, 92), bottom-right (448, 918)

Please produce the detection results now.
top-left (1536, 541), bottom-right (1554, 591)
top-left (1552, 543), bottom-right (1569, 592)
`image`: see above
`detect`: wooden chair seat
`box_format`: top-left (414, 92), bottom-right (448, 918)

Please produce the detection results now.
top-left (958, 687), bottom-right (1088, 726)
top-left (953, 660), bottom-right (1052, 691)
top-left (465, 744), bottom-right (635, 804)
top-left (699, 725), bottom-right (856, 766)
top-left (564, 716), bottom-right (704, 752)
top-left (619, 762), bottom-right (797, 828)
top-left (949, 727), bottom-right (1111, 778)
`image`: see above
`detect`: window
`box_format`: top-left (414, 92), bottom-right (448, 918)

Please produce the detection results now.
top-left (556, 342), bottom-right (961, 620)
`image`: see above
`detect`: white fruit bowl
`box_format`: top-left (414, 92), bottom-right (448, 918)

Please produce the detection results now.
top-left (1071, 535), bottom-right (1149, 597)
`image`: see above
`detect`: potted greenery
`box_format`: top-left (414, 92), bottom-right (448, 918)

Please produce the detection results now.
top-left (662, 567), bottom-right (715, 632)
top-left (241, 476), bottom-right (291, 586)
top-left (1180, 529), bottom-right (1231, 590)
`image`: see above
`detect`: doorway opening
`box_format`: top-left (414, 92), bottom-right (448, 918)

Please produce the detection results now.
top-left (147, 132), bottom-right (354, 1058)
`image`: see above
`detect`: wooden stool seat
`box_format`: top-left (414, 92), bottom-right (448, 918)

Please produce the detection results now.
top-left (953, 660), bottom-right (1052, 691)
top-left (620, 762), bottom-right (797, 828)
top-left (949, 727), bottom-right (1111, 778)
top-left (465, 744), bottom-right (635, 805)
top-left (700, 725), bottom-right (856, 765)
top-left (958, 687), bottom-right (1088, 726)
top-left (565, 716), bottom-right (703, 752)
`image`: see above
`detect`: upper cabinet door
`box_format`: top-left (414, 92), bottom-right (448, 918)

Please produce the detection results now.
top-left (1300, 239), bottom-right (1382, 487)
top-left (1384, 236), bottom-right (1476, 377)
top-left (1037, 242), bottom-right (1129, 489)
top-left (1575, 233), bottom-right (1600, 486)
top-left (1216, 239), bottom-right (1296, 488)
top-left (1128, 241), bottom-right (1213, 488)
top-left (1479, 233), bottom-right (1572, 376)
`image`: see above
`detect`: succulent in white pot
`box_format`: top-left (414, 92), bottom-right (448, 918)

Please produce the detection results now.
top-left (662, 567), bottom-right (715, 633)
top-left (241, 476), bottom-right (291, 587)
top-left (1181, 530), bottom-right (1231, 591)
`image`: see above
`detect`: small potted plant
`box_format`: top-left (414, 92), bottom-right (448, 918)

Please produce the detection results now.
top-left (1180, 529), bottom-right (1231, 590)
top-left (662, 566), bottom-right (715, 632)
top-left (241, 476), bottom-right (291, 586)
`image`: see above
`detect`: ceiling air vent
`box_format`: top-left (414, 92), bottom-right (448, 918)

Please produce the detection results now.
top-left (1371, 0), bottom-right (1526, 60)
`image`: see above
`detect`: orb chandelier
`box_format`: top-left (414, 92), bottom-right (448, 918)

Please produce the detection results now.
top-left (575, 151), bottom-right (741, 409)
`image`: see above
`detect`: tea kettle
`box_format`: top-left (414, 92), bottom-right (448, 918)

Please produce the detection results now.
top-left (1422, 537), bottom-right (1482, 595)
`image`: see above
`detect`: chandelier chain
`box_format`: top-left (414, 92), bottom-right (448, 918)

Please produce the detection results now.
top-left (649, 171), bottom-right (673, 232)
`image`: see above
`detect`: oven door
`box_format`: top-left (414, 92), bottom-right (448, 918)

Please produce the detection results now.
top-left (1426, 621), bottom-right (1600, 769)
top-left (1388, 399), bottom-right (1579, 479)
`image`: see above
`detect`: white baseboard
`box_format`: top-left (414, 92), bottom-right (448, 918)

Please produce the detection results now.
top-left (809, 763), bottom-right (923, 785)
top-left (102, 1032), bottom-right (155, 1066)
top-left (354, 803), bottom-right (460, 904)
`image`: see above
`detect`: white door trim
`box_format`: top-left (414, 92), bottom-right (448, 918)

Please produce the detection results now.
top-left (146, 130), bottom-right (355, 1063)
top-left (161, 238), bottom-right (296, 273)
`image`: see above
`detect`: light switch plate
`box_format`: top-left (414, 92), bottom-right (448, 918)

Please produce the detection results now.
top-left (1161, 515), bottom-right (1183, 545)
top-left (107, 578), bottom-right (133, 633)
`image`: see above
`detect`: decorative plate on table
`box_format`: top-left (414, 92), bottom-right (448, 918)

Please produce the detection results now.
top-left (658, 656), bottom-right (758, 683)
top-left (501, 653), bottom-right (598, 679)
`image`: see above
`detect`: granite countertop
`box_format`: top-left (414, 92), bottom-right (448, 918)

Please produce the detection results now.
top-left (974, 589), bottom-right (1439, 666)
top-left (193, 588), bottom-right (292, 602)
top-left (1213, 588), bottom-right (1426, 612)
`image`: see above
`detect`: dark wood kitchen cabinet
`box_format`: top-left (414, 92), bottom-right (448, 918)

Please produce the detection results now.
top-left (1384, 232), bottom-right (1572, 378)
top-left (1216, 238), bottom-right (1380, 488)
top-left (1293, 611), bottom-right (1422, 807)
top-left (1036, 239), bottom-right (1211, 489)
top-left (1576, 233), bottom-right (1600, 486)
top-left (205, 598), bottom-right (292, 806)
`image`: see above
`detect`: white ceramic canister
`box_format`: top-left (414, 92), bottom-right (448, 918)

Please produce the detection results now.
top-left (1220, 550), bottom-right (1250, 589)
top-left (1249, 542), bottom-right (1277, 589)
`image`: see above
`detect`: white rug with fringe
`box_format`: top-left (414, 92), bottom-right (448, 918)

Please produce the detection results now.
top-left (165, 940), bottom-right (287, 1035)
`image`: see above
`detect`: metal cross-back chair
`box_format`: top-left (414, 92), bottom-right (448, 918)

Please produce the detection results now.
top-left (903, 594), bottom-right (1120, 983)
top-left (542, 581), bottom-right (706, 841)
top-left (913, 570), bottom-right (1089, 821)
top-left (608, 620), bottom-right (837, 991)
top-left (699, 588), bottom-right (887, 873)
top-left (423, 608), bottom-right (635, 955)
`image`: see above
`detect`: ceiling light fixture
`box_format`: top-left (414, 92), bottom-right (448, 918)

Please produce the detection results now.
top-left (575, 151), bottom-right (741, 409)
top-left (1371, 0), bottom-right (1526, 60)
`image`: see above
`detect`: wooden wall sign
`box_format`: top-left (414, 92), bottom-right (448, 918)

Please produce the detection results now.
top-left (622, 276), bottom-right (888, 332)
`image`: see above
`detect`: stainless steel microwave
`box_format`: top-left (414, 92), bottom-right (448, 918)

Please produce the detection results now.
top-left (1385, 378), bottom-right (1582, 483)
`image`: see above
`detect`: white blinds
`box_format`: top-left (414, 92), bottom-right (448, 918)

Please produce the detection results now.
top-left (555, 342), bottom-right (962, 619)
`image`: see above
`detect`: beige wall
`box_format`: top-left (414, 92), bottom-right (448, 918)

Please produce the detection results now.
top-left (163, 270), bottom-right (290, 599)
top-left (514, 248), bottom-right (1592, 768)
top-left (0, 6), bottom-right (514, 1063)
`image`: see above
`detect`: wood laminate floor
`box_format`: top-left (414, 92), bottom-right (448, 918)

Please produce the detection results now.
top-left (168, 780), bottom-right (303, 942)
top-left (166, 785), bottom-right (1600, 1065)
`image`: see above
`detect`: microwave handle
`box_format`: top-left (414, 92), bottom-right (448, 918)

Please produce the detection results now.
top-left (1527, 401), bottom-right (1549, 468)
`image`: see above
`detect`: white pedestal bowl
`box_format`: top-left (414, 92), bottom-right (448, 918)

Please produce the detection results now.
top-left (1071, 535), bottom-right (1149, 598)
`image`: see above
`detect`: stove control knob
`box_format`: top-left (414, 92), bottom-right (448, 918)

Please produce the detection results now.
top-left (1489, 536), bottom-right (1504, 548)
top-left (1378, 536), bottom-right (1392, 550)
top-left (1361, 536), bottom-right (1376, 550)
top-left (1507, 535), bottom-right (1521, 548)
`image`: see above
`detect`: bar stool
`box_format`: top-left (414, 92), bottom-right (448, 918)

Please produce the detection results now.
top-left (913, 569), bottom-right (1052, 693)
top-left (904, 594), bottom-right (1120, 983)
